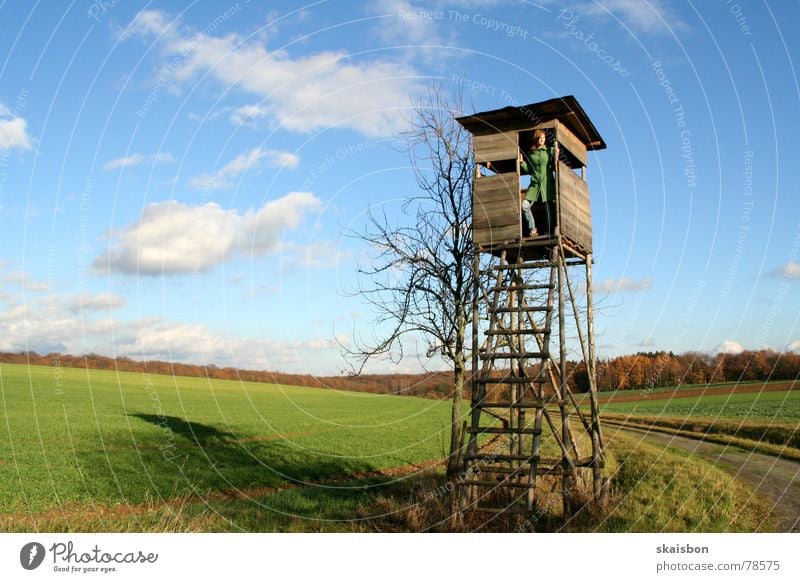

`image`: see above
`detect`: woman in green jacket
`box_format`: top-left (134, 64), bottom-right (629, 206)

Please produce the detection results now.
top-left (520, 128), bottom-right (559, 237)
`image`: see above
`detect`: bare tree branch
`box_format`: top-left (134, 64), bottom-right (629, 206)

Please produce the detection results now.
top-left (342, 84), bottom-right (474, 477)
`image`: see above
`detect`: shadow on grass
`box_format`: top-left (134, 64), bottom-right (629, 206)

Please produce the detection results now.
top-left (66, 413), bottom-right (568, 532)
top-left (128, 413), bottom-right (237, 445)
top-left (69, 413), bottom-right (375, 509)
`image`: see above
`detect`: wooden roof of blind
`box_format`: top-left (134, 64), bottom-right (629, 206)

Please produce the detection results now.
top-left (456, 95), bottom-right (606, 151)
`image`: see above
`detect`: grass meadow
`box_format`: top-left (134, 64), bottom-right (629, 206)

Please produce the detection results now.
top-left (0, 363), bottom-right (453, 519)
top-left (0, 363), bottom-right (779, 532)
top-left (598, 386), bottom-right (800, 421)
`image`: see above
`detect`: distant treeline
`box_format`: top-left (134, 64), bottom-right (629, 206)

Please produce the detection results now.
top-left (584, 349), bottom-right (800, 392)
top-left (0, 348), bottom-right (797, 399)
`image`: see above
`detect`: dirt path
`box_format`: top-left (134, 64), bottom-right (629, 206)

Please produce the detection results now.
top-left (611, 425), bottom-right (800, 532)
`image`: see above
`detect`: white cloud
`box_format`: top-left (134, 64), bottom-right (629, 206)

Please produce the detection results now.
top-left (0, 264), bottom-right (341, 373)
top-left (69, 292), bottom-right (127, 313)
top-left (124, 9), bottom-right (421, 137)
top-left (109, 319), bottom-right (350, 372)
top-left (100, 201), bottom-right (238, 275)
top-left (579, 0), bottom-right (683, 34)
top-left (0, 296), bottom-right (344, 373)
top-left (770, 262), bottom-right (800, 279)
top-left (295, 337), bottom-right (344, 351)
top-left (269, 150), bottom-right (300, 169)
top-left (371, 0), bottom-right (445, 45)
top-left (788, 340), bottom-right (800, 353)
top-left (595, 276), bottom-right (652, 293)
top-left (0, 290), bottom-right (103, 354)
top-left (0, 104), bottom-right (32, 151)
top-left (230, 104), bottom-right (270, 127)
top-left (116, 321), bottom-right (344, 372)
top-left (118, 318), bottom-right (228, 361)
top-left (188, 147), bottom-right (299, 191)
top-left (240, 192), bottom-right (320, 255)
top-left (120, 8), bottom-right (176, 40)
top-left (102, 152), bottom-right (175, 171)
top-left (1, 269), bottom-right (49, 291)
top-left (716, 340), bottom-right (744, 355)
top-left (95, 192), bottom-right (321, 276)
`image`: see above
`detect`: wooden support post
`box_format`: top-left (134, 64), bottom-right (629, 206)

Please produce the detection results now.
top-left (586, 255), bottom-right (603, 499)
top-left (556, 246), bottom-right (573, 517)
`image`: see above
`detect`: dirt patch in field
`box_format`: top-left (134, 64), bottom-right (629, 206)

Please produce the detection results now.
top-left (597, 380), bottom-right (798, 405)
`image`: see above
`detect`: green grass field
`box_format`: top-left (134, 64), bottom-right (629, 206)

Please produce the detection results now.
top-left (598, 388), bottom-right (799, 421)
top-left (0, 363), bottom-right (453, 516)
top-left (0, 363), bottom-right (779, 532)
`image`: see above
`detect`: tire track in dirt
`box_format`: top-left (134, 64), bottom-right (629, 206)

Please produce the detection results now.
top-left (610, 424), bottom-right (800, 532)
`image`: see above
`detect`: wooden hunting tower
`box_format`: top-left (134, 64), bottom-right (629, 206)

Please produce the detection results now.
top-left (455, 96), bottom-right (607, 526)
top-left (459, 95), bottom-right (604, 256)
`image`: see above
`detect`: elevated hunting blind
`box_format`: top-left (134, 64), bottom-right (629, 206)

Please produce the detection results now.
top-left (455, 96), bottom-right (608, 526)
top-left (457, 95), bottom-right (605, 258)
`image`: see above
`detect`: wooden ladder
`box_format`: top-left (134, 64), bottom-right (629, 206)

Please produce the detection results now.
top-left (461, 248), bottom-right (566, 517)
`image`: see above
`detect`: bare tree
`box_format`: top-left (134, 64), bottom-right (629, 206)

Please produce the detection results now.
top-left (345, 86), bottom-right (474, 479)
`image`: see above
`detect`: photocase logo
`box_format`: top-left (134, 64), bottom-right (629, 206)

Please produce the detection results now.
top-left (20, 542), bottom-right (46, 570)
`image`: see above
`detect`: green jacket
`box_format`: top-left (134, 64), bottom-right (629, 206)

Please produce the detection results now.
top-left (520, 146), bottom-right (556, 203)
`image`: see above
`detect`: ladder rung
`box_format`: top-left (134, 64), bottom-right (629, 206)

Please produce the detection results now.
top-left (474, 464), bottom-right (567, 476)
top-left (471, 506), bottom-right (528, 515)
top-left (471, 465), bottom-right (527, 475)
top-left (488, 306), bottom-right (551, 313)
top-left (473, 465), bottom-right (538, 475)
top-left (482, 457), bottom-right (595, 469)
top-left (574, 457), bottom-right (599, 468)
top-left (467, 427), bottom-right (543, 435)
top-left (479, 352), bottom-right (547, 360)
top-left (476, 400), bottom-right (563, 408)
top-left (464, 453), bottom-right (540, 463)
top-left (462, 480), bottom-right (533, 489)
top-left (484, 262), bottom-right (554, 272)
top-left (485, 328), bottom-right (551, 335)
top-left (490, 284), bottom-right (554, 292)
top-left (472, 376), bottom-right (547, 384)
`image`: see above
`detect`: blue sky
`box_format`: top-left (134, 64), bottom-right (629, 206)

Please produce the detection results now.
top-left (0, 0), bottom-right (798, 375)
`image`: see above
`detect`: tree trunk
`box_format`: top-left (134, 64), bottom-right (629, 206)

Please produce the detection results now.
top-left (447, 355), bottom-right (466, 529)
top-left (446, 357), bottom-right (465, 478)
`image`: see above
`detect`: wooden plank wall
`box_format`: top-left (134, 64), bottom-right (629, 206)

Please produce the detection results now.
top-left (473, 172), bottom-right (520, 245)
top-left (471, 123), bottom-right (594, 249)
top-left (473, 131), bottom-right (518, 164)
top-left (554, 122), bottom-right (587, 167)
top-left (558, 161), bottom-right (592, 251)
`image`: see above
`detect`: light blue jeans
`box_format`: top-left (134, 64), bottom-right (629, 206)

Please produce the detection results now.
top-left (521, 199), bottom-right (536, 234)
